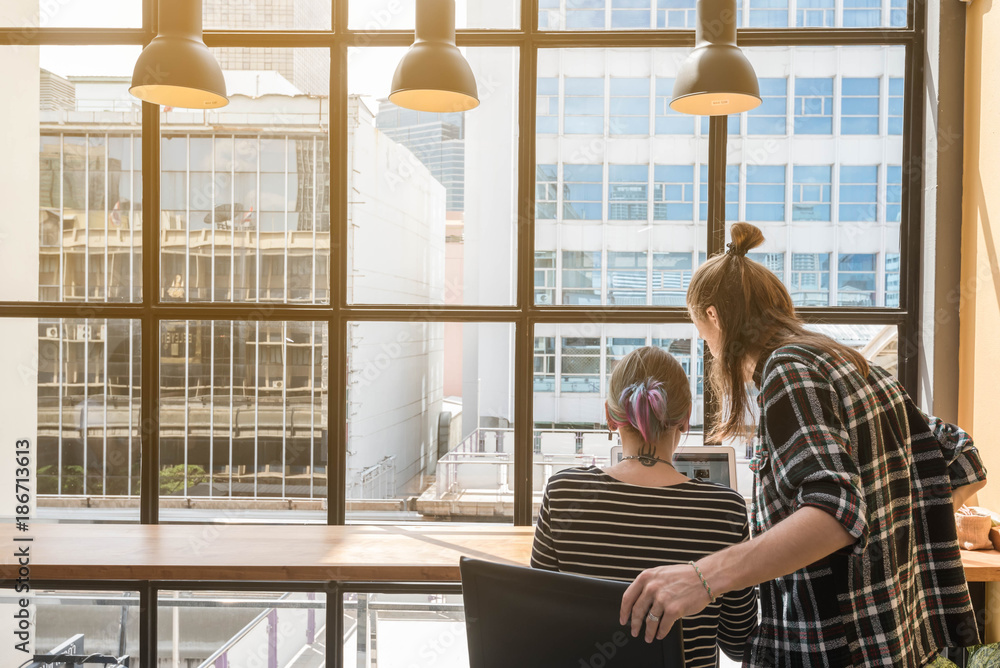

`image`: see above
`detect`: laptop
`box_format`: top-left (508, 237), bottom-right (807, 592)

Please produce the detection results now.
top-left (460, 557), bottom-right (685, 668)
top-left (610, 444), bottom-right (738, 490)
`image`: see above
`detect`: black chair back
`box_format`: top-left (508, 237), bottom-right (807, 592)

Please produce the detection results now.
top-left (460, 557), bottom-right (685, 668)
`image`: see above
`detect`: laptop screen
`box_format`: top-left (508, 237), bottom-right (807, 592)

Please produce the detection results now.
top-left (610, 445), bottom-right (737, 489)
top-left (672, 450), bottom-right (733, 487)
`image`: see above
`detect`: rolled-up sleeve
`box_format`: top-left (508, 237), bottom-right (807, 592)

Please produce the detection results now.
top-left (922, 413), bottom-right (987, 491)
top-left (761, 357), bottom-right (869, 555)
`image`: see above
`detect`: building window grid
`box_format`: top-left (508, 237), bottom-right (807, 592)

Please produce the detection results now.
top-left (564, 76), bottom-right (605, 134)
top-left (794, 77), bottom-right (834, 135)
top-left (888, 77), bottom-right (904, 135)
top-left (607, 251), bottom-right (648, 305)
top-left (840, 77), bottom-right (880, 135)
top-left (791, 253), bottom-right (832, 306)
top-left (657, 0), bottom-right (696, 27)
top-left (608, 164), bottom-right (649, 221)
top-left (791, 165), bottom-right (832, 222)
top-left (749, 0), bottom-right (790, 27)
top-left (653, 165), bottom-right (694, 221)
top-left (537, 77), bottom-right (559, 134)
top-left (611, 0), bottom-right (654, 28)
top-left (843, 0), bottom-right (882, 26)
top-left (534, 336), bottom-right (556, 392)
top-left (747, 78), bottom-right (788, 135)
top-left (609, 77), bottom-right (651, 135)
top-left (654, 77), bottom-right (694, 135)
top-left (797, 0), bottom-right (834, 27)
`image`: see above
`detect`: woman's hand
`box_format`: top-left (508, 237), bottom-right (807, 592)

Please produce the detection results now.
top-left (619, 563), bottom-right (712, 643)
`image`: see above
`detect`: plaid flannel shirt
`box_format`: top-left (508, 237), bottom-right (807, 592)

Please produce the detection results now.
top-left (745, 344), bottom-right (987, 668)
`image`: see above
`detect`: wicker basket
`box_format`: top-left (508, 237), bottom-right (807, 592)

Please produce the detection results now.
top-left (956, 513), bottom-right (993, 551)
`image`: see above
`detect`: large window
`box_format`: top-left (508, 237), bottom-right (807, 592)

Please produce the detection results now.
top-left (2, 3), bottom-right (925, 664)
top-left (4, 0), bottom-right (920, 536)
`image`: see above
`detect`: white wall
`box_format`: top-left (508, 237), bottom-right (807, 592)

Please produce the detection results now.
top-left (464, 48), bottom-right (519, 433)
top-left (345, 102), bottom-right (446, 495)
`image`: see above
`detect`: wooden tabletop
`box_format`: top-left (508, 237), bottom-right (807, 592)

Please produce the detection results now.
top-left (0, 523), bottom-right (535, 582)
top-left (3, 523), bottom-right (1000, 583)
top-left (959, 548), bottom-right (1000, 582)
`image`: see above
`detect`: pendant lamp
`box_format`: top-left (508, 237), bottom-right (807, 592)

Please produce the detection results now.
top-left (389, 0), bottom-right (479, 113)
top-left (130, 0), bottom-right (228, 109)
top-left (670, 0), bottom-right (760, 116)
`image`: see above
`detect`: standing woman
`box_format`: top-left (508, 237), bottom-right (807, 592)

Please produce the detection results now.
top-left (620, 222), bottom-right (987, 667)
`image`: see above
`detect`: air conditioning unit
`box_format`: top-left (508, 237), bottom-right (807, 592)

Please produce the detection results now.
top-left (45, 326), bottom-right (59, 338)
top-left (536, 292), bottom-right (553, 305)
top-left (77, 324), bottom-right (92, 340)
top-left (271, 380), bottom-right (285, 390)
top-left (94, 324), bottom-right (106, 341)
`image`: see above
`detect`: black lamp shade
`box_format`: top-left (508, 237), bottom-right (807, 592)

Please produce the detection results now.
top-left (389, 0), bottom-right (479, 113)
top-left (670, 0), bottom-right (760, 116)
top-left (129, 0), bottom-right (228, 109)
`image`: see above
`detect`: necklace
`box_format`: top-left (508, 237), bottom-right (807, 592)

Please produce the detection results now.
top-left (620, 454), bottom-right (676, 469)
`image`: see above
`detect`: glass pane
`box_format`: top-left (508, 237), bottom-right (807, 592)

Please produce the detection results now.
top-left (0, 45), bottom-right (144, 302)
top-left (538, 0), bottom-right (907, 29)
top-left (731, 46), bottom-right (904, 308)
top-left (349, 0), bottom-right (519, 29)
top-left (348, 47), bottom-right (518, 305)
top-left (161, 49), bottom-right (331, 303)
top-left (0, 589), bottom-right (140, 663)
top-left (804, 323), bottom-right (899, 377)
top-left (0, 318), bottom-right (141, 524)
top-left (204, 0), bottom-right (331, 30)
top-left (536, 48), bottom-right (712, 306)
top-left (346, 591), bottom-right (466, 668)
top-left (159, 321), bottom-right (327, 523)
top-left (1, 0), bottom-right (141, 27)
top-left (158, 590), bottom-right (326, 666)
top-left (348, 322), bottom-right (514, 522)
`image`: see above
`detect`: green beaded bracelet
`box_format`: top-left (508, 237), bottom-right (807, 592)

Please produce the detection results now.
top-left (688, 561), bottom-right (716, 604)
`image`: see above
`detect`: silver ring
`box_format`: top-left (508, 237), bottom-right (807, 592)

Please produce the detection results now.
top-left (647, 612), bottom-right (660, 622)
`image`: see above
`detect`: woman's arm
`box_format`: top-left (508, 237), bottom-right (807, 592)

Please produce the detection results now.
top-left (620, 506), bottom-right (853, 642)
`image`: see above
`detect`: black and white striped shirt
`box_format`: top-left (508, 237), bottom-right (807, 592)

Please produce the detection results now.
top-left (531, 466), bottom-right (758, 668)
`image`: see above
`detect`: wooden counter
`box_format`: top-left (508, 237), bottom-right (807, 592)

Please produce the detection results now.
top-left (0, 523), bottom-right (535, 582)
top-left (960, 548), bottom-right (1000, 582)
top-left (3, 523), bottom-right (1000, 584)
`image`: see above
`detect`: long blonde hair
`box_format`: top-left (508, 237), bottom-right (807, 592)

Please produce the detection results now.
top-left (687, 222), bottom-right (868, 441)
top-left (605, 346), bottom-right (691, 445)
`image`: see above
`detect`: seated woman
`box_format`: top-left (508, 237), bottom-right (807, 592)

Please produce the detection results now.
top-left (531, 346), bottom-right (757, 668)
